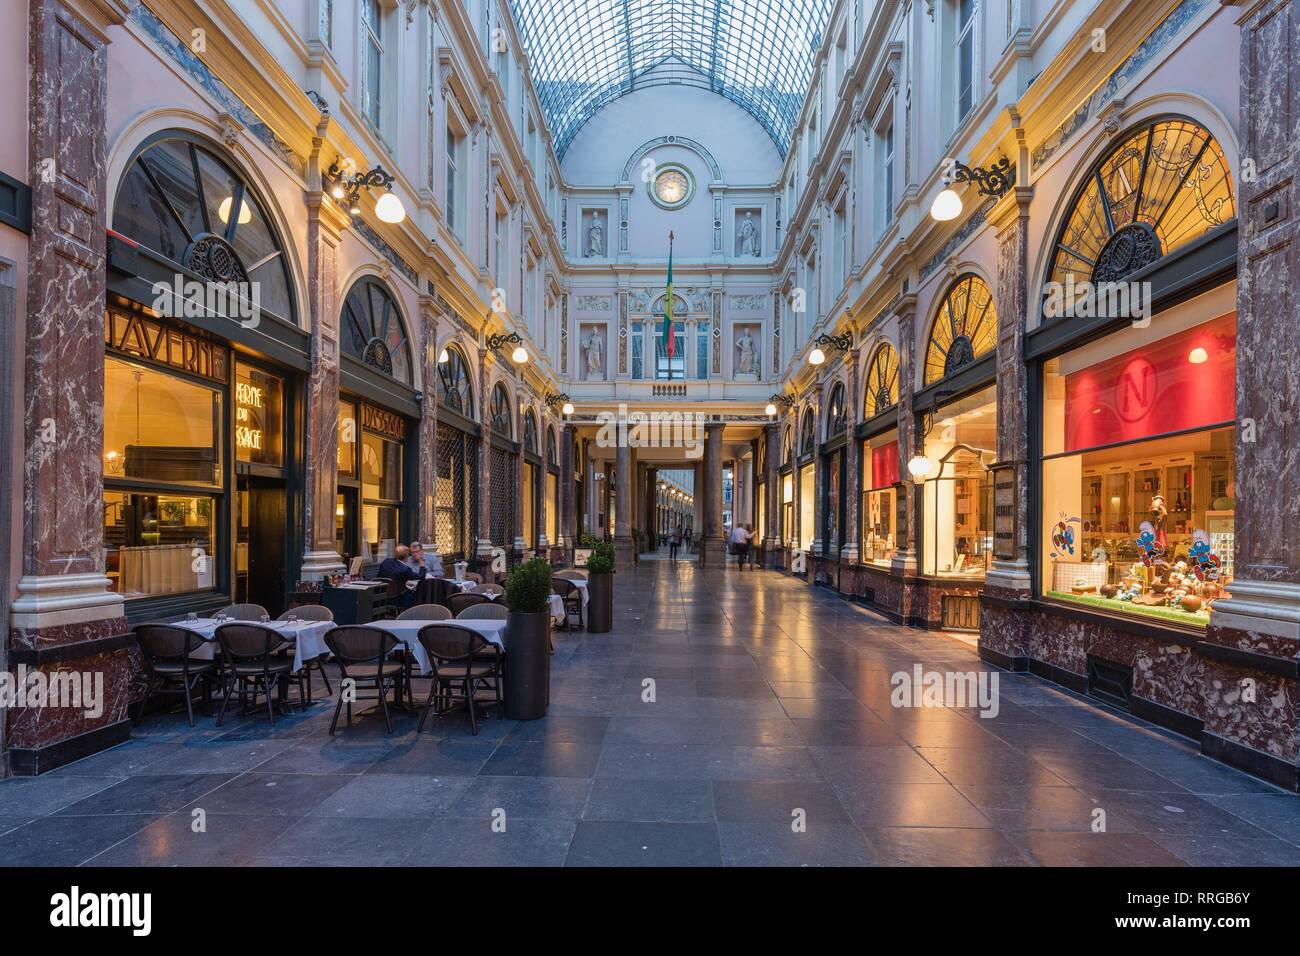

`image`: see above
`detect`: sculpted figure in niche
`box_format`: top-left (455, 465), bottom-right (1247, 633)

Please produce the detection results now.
top-left (736, 328), bottom-right (758, 375)
top-left (587, 213), bottom-right (604, 258)
top-left (739, 212), bottom-right (760, 257)
top-left (584, 329), bottom-right (604, 376)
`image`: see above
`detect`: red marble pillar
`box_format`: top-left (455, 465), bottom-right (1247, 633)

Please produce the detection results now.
top-left (702, 422), bottom-right (726, 567)
top-left (560, 423), bottom-right (576, 550)
top-left (890, 296), bottom-right (920, 581)
top-left (763, 422), bottom-right (782, 567)
top-left (9, 0), bottom-right (131, 772)
top-left (416, 296), bottom-right (441, 564)
top-left (474, 350), bottom-right (493, 560)
top-left (299, 187), bottom-right (348, 580)
top-left (807, 383), bottom-right (824, 558)
top-left (840, 348), bottom-right (862, 566)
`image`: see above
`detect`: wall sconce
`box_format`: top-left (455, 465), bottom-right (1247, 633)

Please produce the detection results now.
top-left (810, 331), bottom-right (851, 366)
top-left (488, 331), bottom-right (528, 364)
top-left (545, 392), bottom-right (574, 415)
top-left (930, 157), bottom-right (1013, 222)
top-left (326, 158), bottom-right (406, 223)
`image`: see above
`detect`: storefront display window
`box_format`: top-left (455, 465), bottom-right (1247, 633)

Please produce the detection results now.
top-left (337, 400), bottom-right (357, 474)
top-left (104, 491), bottom-right (217, 598)
top-left (234, 363), bottom-right (284, 467)
top-left (1040, 311), bottom-right (1236, 626)
top-left (862, 429), bottom-right (899, 565)
top-left (920, 386), bottom-right (996, 576)
top-left (799, 463), bottom-right (815, 552)
top-left (782, 473), bottom-right (793, 545)
top-left (361, 428), bottom-right (403, 560)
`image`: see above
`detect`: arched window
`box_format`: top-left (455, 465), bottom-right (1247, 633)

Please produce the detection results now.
top-left (341, 277), bottom-right (412, 384)
top-left (924, 274), bottom-right (997, 386)
top-left (782, 425), bottom-right (792, 466)
top-left (826, 382), bottom-right (847, 437)
top-left (112, 132), bottom-right (295, 322)
top-left (546, 426), bottom-right (558, 467)
top-left (523, 409), bottom-right (539, 455)
top-left (438, 345), bottom-right (473, 415)
top-left (490, 383), bottom-right (513, 438)
top-left (1046, 117), bottom-right (1235, 294)
top-left (799, 409), bottom-right (815, 456)
top-left (863, 343), bottom-right (900, 418)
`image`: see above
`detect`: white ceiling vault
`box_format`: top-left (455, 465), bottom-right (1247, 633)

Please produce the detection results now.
top-left (508, 0), bottom-right (836, 160)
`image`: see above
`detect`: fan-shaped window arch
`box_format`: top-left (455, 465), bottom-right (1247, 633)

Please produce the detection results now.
top-left (546, 426), bottom-right (558, 467)
top-left (490, 383), bottom-right (513, 438)
top-left (341, 277), bottom-right (412, 384)
top-left (782, 425), bottom-right (793, 466)
top-left (1046, 117), bottom-right (1235, 295)
top-left (825, 382), bottom-right (847, 438)
top-left (924, 274), bottom-right (998, 386)
top-left (863, 343), bottom-right (900, 419)
top-left (112, 132), bottom-right (296, 322)
top-left (799, 409), bottom-right (816, 456)
top-left (523, 409), bottom-right (539, 455)
top-left (438, 345), bottom-right (474, 415)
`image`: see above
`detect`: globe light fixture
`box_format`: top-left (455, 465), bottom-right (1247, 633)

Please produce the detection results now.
top-left (512, 345), bottom-right (529, 364)
top-left (808, 347), bottom-right (826, 366)
top-left (928, 158), bottom-right (1013, 222)
top-left (562, 402), bottom-right (575, 416)
top-left (929, 188), bottom-right (962, 222)
top-left (374, 190), bottom-right (407, 224)
top-left (765, 402), bottom-right (778, 417)
top-left (908, 455), bottom-right (934, 479)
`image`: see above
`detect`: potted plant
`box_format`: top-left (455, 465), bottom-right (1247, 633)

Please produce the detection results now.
top-left (502, 556), bottom-right (553, 720)
top-left (585, 540), bottom-right (615, 633)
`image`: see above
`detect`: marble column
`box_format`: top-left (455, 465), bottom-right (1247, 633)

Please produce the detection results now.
top-left (416, 296), bottom-right (442, 567)
top-left (890, 295), bottom-right (920, 577)
top-left (512, 388), bottom-right (525, 557)
top-left (299, 184), bottom-right (349, 580)
top-left (808, 384), bottom-right (825, 558)
top-left (985, 187), bottom-right (1033, 597)
top-left (703, 422), bottom-right (727, 567)
top-left (475, 351), bottom-right (494, 559)
top-left (559, 424), bottom-right (575, 550)
top-left (644, 466), bottom-right (658, 549)
top-left (841, 349), bottom-right (862, 565)
top-left (1210, 0), bottom-right (1300, 647)
top-left (584, 439), bottom-right (596, 536)
top-left (763, 422), bottom-right (782, 567)
top-left (613, 418), bottom-right (633, 567)
top-left (9, 0), bottom-right (130, 771)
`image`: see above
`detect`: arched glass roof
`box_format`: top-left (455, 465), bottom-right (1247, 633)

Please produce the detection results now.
top-left (508, 0), bottom-right (834, 160)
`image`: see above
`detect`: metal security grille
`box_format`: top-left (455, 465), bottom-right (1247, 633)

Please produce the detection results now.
top-left (489, 445), bottom-right (513, 546)
top-left (436, 423), bottom-right (466, 558)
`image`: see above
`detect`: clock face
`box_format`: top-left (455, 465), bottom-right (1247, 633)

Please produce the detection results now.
top-left (650, 165), bottom-right (693, 208)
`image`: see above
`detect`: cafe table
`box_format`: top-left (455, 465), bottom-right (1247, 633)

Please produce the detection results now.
top-left (360, 618), bottom-right (507, 676)
top-left (182, 617), bottom-right (334, 673)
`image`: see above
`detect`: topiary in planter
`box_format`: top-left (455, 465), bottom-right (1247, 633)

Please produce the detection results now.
top-left (504, 556), bottom-right (553, 614)
top-left (585, 540), bottom-right (616, 575)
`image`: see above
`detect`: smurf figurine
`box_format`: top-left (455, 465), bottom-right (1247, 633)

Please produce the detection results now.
top-left (1136, 521), bottom-right (1164, 567)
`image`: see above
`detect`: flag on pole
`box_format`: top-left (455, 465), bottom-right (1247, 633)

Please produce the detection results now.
top-left (663, 231), bottom-right (675, 361)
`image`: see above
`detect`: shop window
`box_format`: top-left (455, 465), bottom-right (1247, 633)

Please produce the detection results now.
top-left (234, 363), bottom-right (284, 467)
top-left (1040, 312), bottom-right (1236, 626)
top-left (862, 430), bottom-right (899, 565)
top-left (362, 430), bottom-right (402, 560)
top-left (546, 471), bottom-right (559, 544)
top-left (337, 399), bottom-right (357, 475)
top-left (863, 343), bottom-right (899, 418)
top-left (782, 473), bottom-right (794, 545)
top-left (799, 463), bottom-right (815, 552)
top-left (1046, 119), bottom-right (1235, 293)
top-left (341, 277), bottom-right (412, 385)
top-left (523, 462), bottom-right (537, 550)
top-left (104, 356), bottom-right (223, 488)
top-left (924, 274), bottom-right (997, 386)
top-left (919, 385), bottom-right (996, 576)
top-left (105, 491), bottom-right (217, 599)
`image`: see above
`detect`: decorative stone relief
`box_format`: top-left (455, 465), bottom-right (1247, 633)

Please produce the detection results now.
top-left (575, 295), bottom-right (612, 312)
top-left (730, 293), bottom-right (766, 312)
top-left (559, 293), bottom-right (569, 374)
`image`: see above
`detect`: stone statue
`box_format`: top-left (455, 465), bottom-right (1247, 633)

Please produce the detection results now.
top-left (736, 328), bottom-right (758, 375)
top-left (587, 213), bottom-right (604, 258)
top-left (739, 211), bottom-right (759, 257)
top-left (584, 329), bottom-right (603, 376)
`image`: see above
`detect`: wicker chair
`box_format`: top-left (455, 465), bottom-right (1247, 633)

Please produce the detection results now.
top-left (134, 624), bottom-right (220, 727)
top-left (275, 607), bottom-right (334, 699)
top-left (398, 603), bottom-right (452, 621)
top-left (447, 592), bottom-right (488, 617)
top-left (461, 572), bottom-right (483, 585)
top-left (553, 578), bottom-right (584, 631)
top-left (323, 626), bottom-right (404, 734)
top-left (456, 603), bottom-right (508, 621)
top-left (416, 624), bottom-right (502, 735)
top-left (215, 603), bottom-right (269, 621)
top-left (471, 583), bottom-right (504, 598)
top-left (214, 623), bottom-right (298, 727)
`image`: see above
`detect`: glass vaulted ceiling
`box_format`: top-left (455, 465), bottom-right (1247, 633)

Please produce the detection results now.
top-left (508, 0), bottom-right (834, 160)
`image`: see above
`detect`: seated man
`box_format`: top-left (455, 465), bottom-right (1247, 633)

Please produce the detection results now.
top-left (379, 545), bottom-right (428, 607)
top-left (406, 542), bottom-right (444, 578)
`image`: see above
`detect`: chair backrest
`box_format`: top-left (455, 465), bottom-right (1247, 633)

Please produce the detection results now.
top-left (136, 623), bottom-right (205, 663)
top-left (324, 625), bottom-right (398, 665)
top-left (215, 623), bottom-right (281, 663)
top-left (417, 623), bottom-right (488, 666)
top-left (398, 603), bottom-right (452, 621)
top-left (279, 605), bottom-right (333, 622)
top-left (447, 592), bottom-right (487, 616)
top-left (553, 578), bottom-right (578, 598)
top-left (216, 603), bottom-right (269, 621)
top-left (462, 572), bottom-right (483, 585)
top-left (471, 583), bottom-right (503, 597)
top-left (456, 603), bottom-right (508, 620)
top-left (375, 577), bottom-right (405, 600)
top-left (554, 570), bottom-right (587, 581)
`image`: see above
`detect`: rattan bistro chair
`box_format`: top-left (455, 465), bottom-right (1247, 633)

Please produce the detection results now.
top-left (214, 623), bottom-right (297, 727)
top-left (446, 592), bottom-right (488, 617)
top-left (398, 603), bottom-right (452, 621)
top-left (456, 603), bottom-right (508, 621)
top-left (134, 624), bottom-right (220, 727)
top-left (470, 583), bottom-right (504, 598)
top-left (416, 624), bottom-right (502, 735)
top-left (323, 626), bottom-right (403, 735)
top-left (276, 607), bottom-right (334, 699)
top-left (553, 578), bottom-right (584, 631)
top-left (215, 603), bottom-right (269, 621)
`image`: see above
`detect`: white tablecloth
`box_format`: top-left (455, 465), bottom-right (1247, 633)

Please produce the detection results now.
top-left (182, 618), bottom-right (334, 674)
top-left (361, 619), bottom-right (507, 676)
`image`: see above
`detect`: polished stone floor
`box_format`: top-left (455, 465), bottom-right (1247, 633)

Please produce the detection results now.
top-left (2, 558), bottom-right (1298, 867)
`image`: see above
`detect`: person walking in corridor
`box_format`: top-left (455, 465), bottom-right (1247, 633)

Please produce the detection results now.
top-left (729, 523), bottom-right (752, 570)
top-left (669, 523), bottom-right (682, 562)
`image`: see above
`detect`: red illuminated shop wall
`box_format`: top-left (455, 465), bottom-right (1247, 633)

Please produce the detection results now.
top-left (1064, 314), bottom-right (1236, 452)
top-left (871, 440), bottom-right (899, 488)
